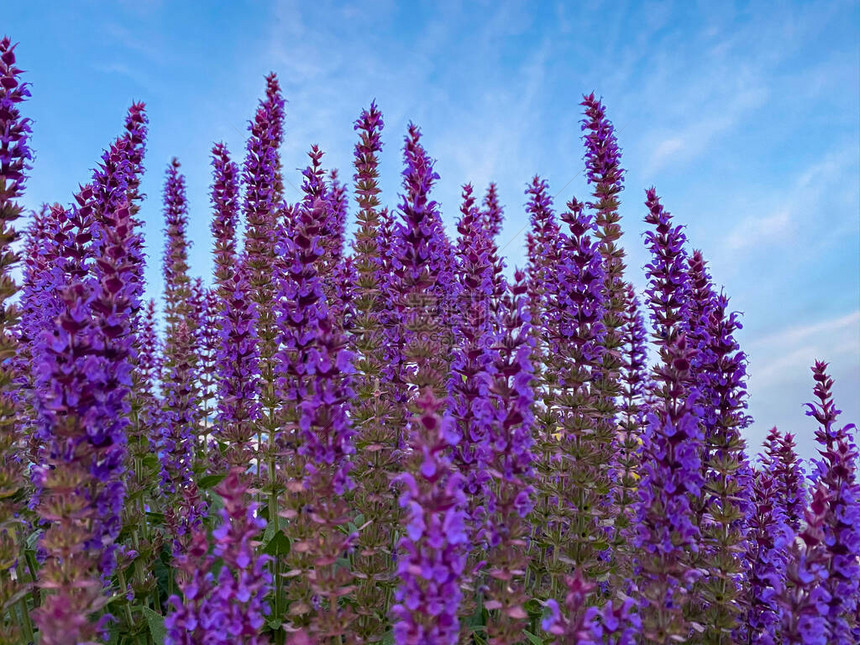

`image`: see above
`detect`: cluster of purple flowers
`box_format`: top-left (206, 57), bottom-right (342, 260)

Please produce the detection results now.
top-left (3, 33), bottom-right (859, 645)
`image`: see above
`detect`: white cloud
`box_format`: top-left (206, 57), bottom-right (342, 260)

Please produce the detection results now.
top-left (721, 145), bottom-right (859, 259)
top-left (747, 310), bottom-right (860, 389)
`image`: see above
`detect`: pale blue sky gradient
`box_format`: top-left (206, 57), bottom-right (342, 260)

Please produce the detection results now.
top-left (6, 0), bottom-right (859, 461)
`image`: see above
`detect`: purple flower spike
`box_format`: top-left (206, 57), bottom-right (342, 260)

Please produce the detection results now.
top-left (481, 182), bottom-right (503, 240)
top-left (763, 427), bottom-right (806, 532)
top-left (166, 469), bottom-right (272, 644)
top-left (33, 196), bottom-right (141, 641)
top-left (0, 35), bottom-right (32, 645)
top-left (633, 333), bottom-right (704, 641)
top-left (162, 158), bottom-right (193, 330)
top-left (746, 470), bottom-right (792, 644)
top-left (213, 261), bottom-right (261, 470)
top-left (483, 272), bottom-right (536, 644)
top-left (450, 183), bottom-right (496, 529)
top-left (210, 142), bottom-right (240, 293)
top-left (274, 174), bottom-right (357, 635)
top-left (779, 483), bottom-right (833, 645)
top-left (805, 361), bottom-right (860, 643)
top-left (525, 176), bottom-right (561, 343)
top-left (643, 188), bottom-right (691, 343)
top-left (393, 389), bottom-right (468, 645)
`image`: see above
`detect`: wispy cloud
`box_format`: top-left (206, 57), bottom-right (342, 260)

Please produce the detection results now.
top-left (643, 84), bottom-right (769, 177)
top-left (747, 310), bottom-right (860, 389)
top-left (721, 145), bottom-right (859, 259)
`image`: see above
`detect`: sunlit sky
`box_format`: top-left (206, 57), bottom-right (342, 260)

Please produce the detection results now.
top-left (7, 0), bottom-right (859, 461)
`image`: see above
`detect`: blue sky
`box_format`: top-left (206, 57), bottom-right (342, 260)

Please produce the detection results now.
top-left (7, 0), bottom-right (859, 461)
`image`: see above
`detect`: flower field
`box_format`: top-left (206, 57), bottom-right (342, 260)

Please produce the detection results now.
top-left (0, 34), bottom-right (858, 645)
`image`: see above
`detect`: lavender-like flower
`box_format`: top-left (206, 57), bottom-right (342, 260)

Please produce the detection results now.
top-left (0, 35), bottom-right (31, 645)
top-left (347, 102), bottom-right (406, 641)
top-left (613, 283), bottom-right (649, 571)
top-left (525, 176), bottom-right (561, 355)
top-left (450, 184), bottom-right (496, 528)
top-left (274, 185), bottom-right (357, 635)
top-left (541, 571), bottom-right (640, 644)
top-left (805, 361), bottom-right (860, 643)
top-left (632, 333), bottom-right (704, 642)
top-left (746, 470), bottom-right (792, 644)
top-left (391, 123), bottom-right (457, 400)
top-left (643, 188), bottom-right (691, 343)
top-left (686, 253), bottom-right (753, 640)
top-left (763, 427), bottom-right (806, 532)
top-left (779, 483), bottom-right (832, 644)
top-left (579, 96), bottom-right (628, 544)
top-left (213, 261), bottom-right (261, 470)
top-left (533, 196), bottom-right (613, 594)
top-left (210, 142), bottom-right (240, 293)
top-left (483, 271), bottom-right (536, 644)
top-left (481, 182), bottom-right (503, 240)
top-left (158, 321), bottom-right (197, 493)
top-left (32, 193), bottom-right (141, 641)
top-left (241, 77), bottom-right (286, 563)
top-left (162, 158), bottom-right (193, 331)
top-left (392, 389), bottom-right (468, 645)
top-left (165, 469), bottom-right (272, 644)
top-left (242, 72), bottom-right (285, 362)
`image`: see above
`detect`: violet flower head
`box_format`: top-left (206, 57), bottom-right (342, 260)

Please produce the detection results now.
top-left (213, 260), bottom-right (261, 470)
top-left (0, 36), bottom-right (32, 208)
top-left (241, 72), bottom-right (285, 304)
top-left (32, 194), bottom-right (142, 639)
top-left (165, 530), bottom-right (218, 644)
top-left (275, 200), bottom-right (356, 494)
top-left (90, 103), bottom-right (147, 265)
top-left (210, 142), bottom-right (240, 293)
top-left (580, 92), bottom-right (625, 214)
top-left (393, 389), bottom-right (467, 645)
top-left (763, 427), bottom-right (806, 532)
top-left (162, 158), bottom-right (192, 328)
top-left (643, 188), bottom-right (691, 343)
top-left (746, 470), bottom-right (792, 644)
top-left (450, 183), bottom-right (496, 522)
top-left (483, 271), bottom-right (536, 644)
top-left (390, 124), bottom-right (457, 399)
top-left (525, 176), bottom-right (561, 312)
top-left (805, 361), bottom-right (860, 643)
top-left (205, 469), bottom-right (272, 643)
top-left (159, 320), bottom-right (197, 496)
top-left (779, 483), bottom-right (833, 645)
top-left (633, 330), bottom-right (705, 641)
top-left (481, 182), bottom-right (503, 240)
top-left (0, 36), bottom-right (31, 645)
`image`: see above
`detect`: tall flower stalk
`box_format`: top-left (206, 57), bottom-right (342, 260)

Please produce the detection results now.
top-left (347, 103), bottom-right (403, 641)
top-left (635, 188), bottom-right (704, 642)
top-left (805, 361), bottom-right (860, 643)
top-left (32, 191), bottom-right (141, 642)
top-left (241, 74), bottom-right (286, 517)
top-left (391, 125), bottom-right (467, 644)
top-left (763, 427), bottom-right (805, 532)
top-left (483, 272), bottom-right (536, 644)
top-left (165, 469), bottom-right (272, 644)
top-left (0, 36), bottom-right (31, 645)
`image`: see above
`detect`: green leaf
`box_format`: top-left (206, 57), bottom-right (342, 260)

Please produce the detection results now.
top-left (523, 630), bottom-right (544, 645)
top-left (524, 598), bottom-right (543, 618)
top-left (381, 631), bottom-right (395, 645)
top-left (198, 473), bottom-right (227, 490)
top-left (142, 607), bottom-right (167, 645)
top-left (262, 529), bottom-right (291, 557)
top-left (25, 529), bottom-right (42, 551)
